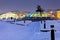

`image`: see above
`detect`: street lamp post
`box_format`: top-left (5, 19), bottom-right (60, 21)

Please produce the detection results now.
top-left (40, 25), bottom-right (55, 40)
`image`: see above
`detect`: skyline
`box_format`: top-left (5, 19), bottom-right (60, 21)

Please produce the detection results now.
top-left (0, 0), bottom-right (60, 13)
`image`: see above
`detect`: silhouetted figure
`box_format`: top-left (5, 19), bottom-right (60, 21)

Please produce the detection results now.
top-left (36, 5), bottom-right (43, 12)
top-left (11, 17), bottom-right (13, 20)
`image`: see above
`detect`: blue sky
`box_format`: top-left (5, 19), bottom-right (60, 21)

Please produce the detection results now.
top-left (0, 0), bottom-right (60, 13)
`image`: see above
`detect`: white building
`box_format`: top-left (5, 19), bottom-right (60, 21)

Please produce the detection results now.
top-left (0, 12), bottom-right (19, 19)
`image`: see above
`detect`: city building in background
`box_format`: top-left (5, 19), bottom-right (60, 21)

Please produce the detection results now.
top-left (55, 10), bottom-right (60, 19)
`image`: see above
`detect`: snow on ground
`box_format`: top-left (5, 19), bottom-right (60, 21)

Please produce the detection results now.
top-left (0, 20), bottom-right (60, 40)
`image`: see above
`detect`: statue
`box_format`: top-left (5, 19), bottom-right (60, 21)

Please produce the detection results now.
top-left (36, 5), bottom-right (43, 12)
